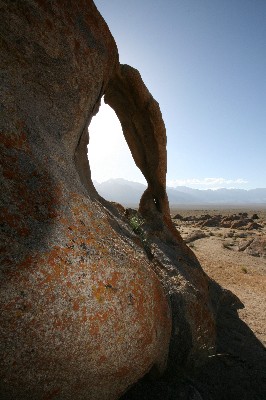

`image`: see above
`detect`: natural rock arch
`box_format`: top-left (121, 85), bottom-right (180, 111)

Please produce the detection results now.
top-left (1, 1), bottom-right (221, 400)
top-left (79, 63), bottom-right (183, 242)
top-left (105, 64), bottom-right (167, 215)
top-left (75, 64), bottom-right (182, 244)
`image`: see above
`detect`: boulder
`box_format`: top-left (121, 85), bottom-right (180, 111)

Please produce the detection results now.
top-left (252, 213), bottom-right (259, 220)
top-left (231, 218), bottom-right (253, 229)
top-left (197, 214), bottom-right (212, 221)
top-left (172, 213), bottom-right (184, 220)
top-left (185, 230), bottom-right (208, 243)
top-left (244, 237), bottom-right (266, 258)
top-left (0, 1), bottom-right (217, 399)
top-left (239, 212), bottom-right (248, 218)
top-left (220, 219), bottom-right (232, 228)
top-left (238, 238), bottom-right (255, 252)
top-left (0, 2), bottom-right (171, 399)
top-left (201, 216), bottom-right (221, 228)
top-left (222, 214), bottom-right (240, 222)
top-left (183, 215), bottom-right (198, 222)
top-left (246, 222), bottom-right (263, 230)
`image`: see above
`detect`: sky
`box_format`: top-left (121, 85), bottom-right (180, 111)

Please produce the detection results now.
top-left (88, 0), bottom-right (266, 190)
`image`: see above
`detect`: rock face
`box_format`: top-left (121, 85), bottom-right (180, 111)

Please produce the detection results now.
top-left (0, 2), bottom-right (171, 399)
top-left (1, 1), bottom-right (216, 399)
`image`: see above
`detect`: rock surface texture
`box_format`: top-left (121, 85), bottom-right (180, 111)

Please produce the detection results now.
top-left (1, 1), bottom-right (218, 399)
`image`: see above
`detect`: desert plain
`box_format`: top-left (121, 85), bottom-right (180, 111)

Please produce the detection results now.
top-left (171, 206), bottom-right (266, 347)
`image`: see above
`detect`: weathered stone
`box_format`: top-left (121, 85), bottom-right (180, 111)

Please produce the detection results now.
top-left (185, 230), bottom-right (208, 243)
top-left (0, 2), bottom-right (171, 399)
top-left (198, 214), bottom-right (212, 221)
top-left (221, 215), bottom-right (240, 222)
top-left (252, 213), bottom-right (259, 220)
top-left (246, 222), bottom-right (263, 230)
top-left (0, 1), bottom-right (218, 399)
top-left (244, 237), bottom-right (266, 258)
top-left (238, 238), bottom-right (255, 252)
top-left (173, 213), bottom-right (184, 220)
top-left (220, 220), bottom-right (233, 228)
top-left (221, 215), bottom-right (240, 227)
top-left (231, 218), bottom-right (253, 229)
top-left (201, 217), bottom-right (221, 228)
top-left (184, 215), bottom-right (199, 222)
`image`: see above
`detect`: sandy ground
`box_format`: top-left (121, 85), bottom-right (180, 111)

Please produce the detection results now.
top-left (172, 208), bottom-right (266, 347)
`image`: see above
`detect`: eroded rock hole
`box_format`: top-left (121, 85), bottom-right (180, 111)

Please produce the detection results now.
top-left (88, 100), bottom-right (147, 206)
top-left (153, 197), bottom-right (161, 212)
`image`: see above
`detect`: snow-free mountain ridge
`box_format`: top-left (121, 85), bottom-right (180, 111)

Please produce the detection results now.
top-left (94, 178), bottom-right (266, 206)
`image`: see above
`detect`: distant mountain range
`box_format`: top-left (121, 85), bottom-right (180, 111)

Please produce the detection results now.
top-left (93, 178), bottom-right (266, 207)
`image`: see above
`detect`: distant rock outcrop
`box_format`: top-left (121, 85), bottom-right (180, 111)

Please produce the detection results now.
top-left (172, 213), bottom-right (184, 220)
top-left (242, 237), bottom-right (266, 258)
top-left (193, 213), bottom-right (263, 231)
top-left (1, 1), bottom-right (218, 399)
top-left (185, 230), bottom-right (208, 243)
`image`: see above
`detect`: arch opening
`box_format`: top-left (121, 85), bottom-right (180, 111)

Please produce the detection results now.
top-left (88, 100), bottom-right (147, 207)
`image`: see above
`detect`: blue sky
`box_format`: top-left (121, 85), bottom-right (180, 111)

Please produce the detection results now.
top-left (89, 0), bottom-right (266, 189)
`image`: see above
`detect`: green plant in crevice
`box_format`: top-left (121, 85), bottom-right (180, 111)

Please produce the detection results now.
top-left (129, 215), bottom-right (144, 235)
top-left (129, 215), bottom-right (153, 259)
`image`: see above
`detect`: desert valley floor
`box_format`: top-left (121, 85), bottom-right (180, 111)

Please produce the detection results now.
top-left (171, 207), bottom-right (266, 347)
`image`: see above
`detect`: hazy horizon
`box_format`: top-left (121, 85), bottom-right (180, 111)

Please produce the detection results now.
top-left (93, 176), bottom-right (266, 191)
top-left (93, 178), bottom-right (266, 207)
top-left (89, 1), bottom-right (266, 191)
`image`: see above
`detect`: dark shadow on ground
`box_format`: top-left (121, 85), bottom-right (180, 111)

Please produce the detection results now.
top-left (120, 280), bottom-right (266, 400)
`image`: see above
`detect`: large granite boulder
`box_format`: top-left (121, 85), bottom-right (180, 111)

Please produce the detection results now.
top-left (0, 2), bottom-right (171, 399)
top-left (1, 1), bottom-right (216, 399)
